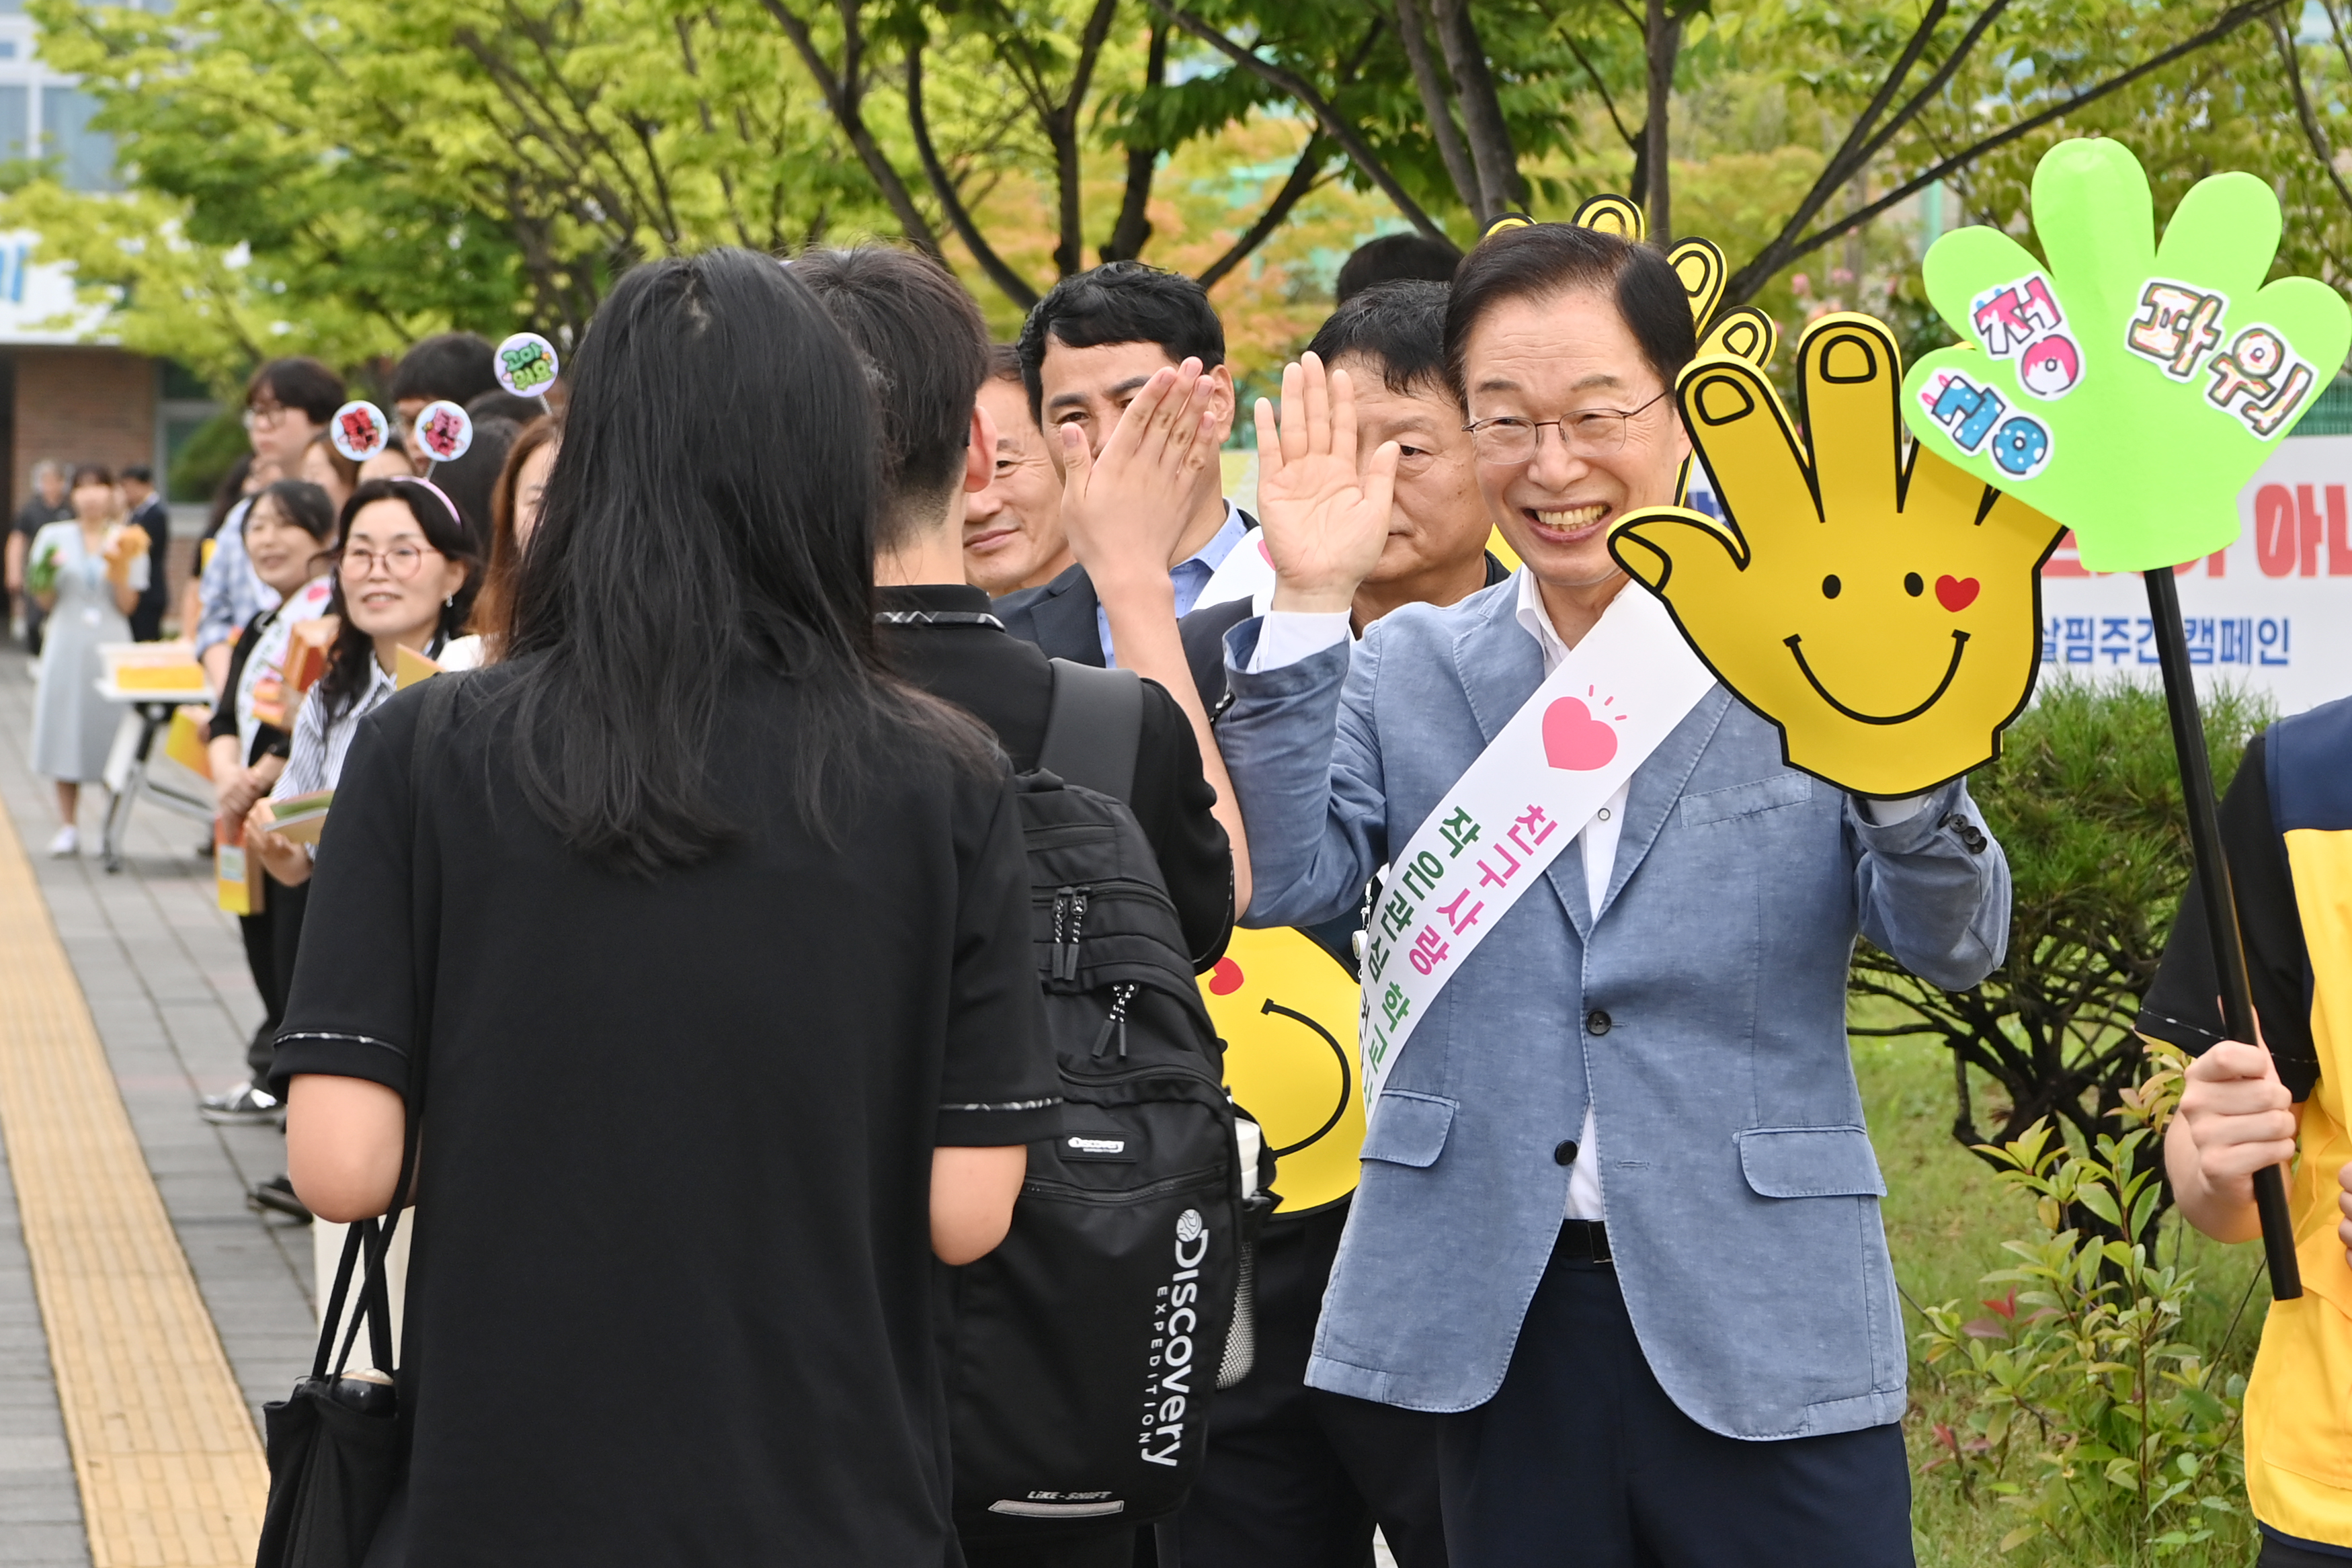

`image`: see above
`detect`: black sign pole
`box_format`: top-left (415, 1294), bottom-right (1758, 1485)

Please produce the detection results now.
top-left (2142, 565), bottom-right (2301, 1301)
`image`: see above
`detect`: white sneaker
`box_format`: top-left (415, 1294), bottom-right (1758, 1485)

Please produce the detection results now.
top-left (47, 825), bottom-right (77, 857)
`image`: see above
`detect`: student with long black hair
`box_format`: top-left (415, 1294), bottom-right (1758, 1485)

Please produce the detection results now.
top-left (270, 247), bottom-right (1052, 1566)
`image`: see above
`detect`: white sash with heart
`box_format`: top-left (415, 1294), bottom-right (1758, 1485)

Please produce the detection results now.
top-left (1357, 583), bottom-right (1715, 1118)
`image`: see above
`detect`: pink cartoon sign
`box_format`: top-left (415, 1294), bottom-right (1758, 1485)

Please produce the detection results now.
top-left (330, 401), bottom-right (390, 463)
top-left (412, 399), bottom-right (474, 464)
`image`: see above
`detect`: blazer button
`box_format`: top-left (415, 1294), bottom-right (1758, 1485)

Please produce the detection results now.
top-left (1554, 1140), bottom-right (1579, 1166)
top-left (1586, 1009), bottom-right (1612, 1036)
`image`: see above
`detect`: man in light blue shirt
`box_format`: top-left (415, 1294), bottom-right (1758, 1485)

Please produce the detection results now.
top-left (993, 263), bottom-right (1248, 667)
top-left (196, 358), bottom-right (343, 694)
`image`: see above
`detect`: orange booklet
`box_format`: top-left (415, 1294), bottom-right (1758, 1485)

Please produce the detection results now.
top-left (286, 616), bottom-right (339, 694)
top-left (214, 817), bottom-right (263, 915)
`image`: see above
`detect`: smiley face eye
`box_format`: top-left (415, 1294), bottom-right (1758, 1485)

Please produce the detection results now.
top-left (1821, 575), bottom-right (1842, 599)
top-left (1904, 572), bottom-right (1924, 597)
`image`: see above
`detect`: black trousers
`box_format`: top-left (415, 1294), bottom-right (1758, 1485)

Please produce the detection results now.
top-left (238, 877), bottom-right (309, 1087)
top-left (2260, 1528), bottom-right (2352, 1565)
top-left (1170, 1201), bottom-right (1449, 1568)
top-left (1436, 1237), bottom-right (1912, 1568)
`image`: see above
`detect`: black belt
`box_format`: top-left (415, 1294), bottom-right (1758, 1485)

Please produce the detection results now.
top-left (1559, 1219), bottom-right (1611, 1264)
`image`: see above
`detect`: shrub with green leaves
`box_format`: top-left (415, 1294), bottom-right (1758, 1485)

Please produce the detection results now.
top-left (1917, 1047), bottom-right (2253, 1563)
top-left (1852, 675), bottom-right (2272, 1243)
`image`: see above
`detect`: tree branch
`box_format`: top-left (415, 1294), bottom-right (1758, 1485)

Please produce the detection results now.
top-left (1560, 30), bottom-right (1641, 157)
top-left (2270, 10), bottom-right (2352, 214)
top-left (1723, 0), bottom-right (2290, 304)
top-left (1198, 131), bottom-right (1332, 289)
top-left (1393, 0), bottom-right (1482, 217)
top-left (1147, 1), bottom-right (1455, 249)
top-left (756, 0), bottom-right (944, 255)
top-left (905, 40), bottom-right (1039, 309)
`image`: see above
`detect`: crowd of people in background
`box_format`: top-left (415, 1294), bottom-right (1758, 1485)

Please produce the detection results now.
top-left (0, 220), bottom-right (2064, 1568)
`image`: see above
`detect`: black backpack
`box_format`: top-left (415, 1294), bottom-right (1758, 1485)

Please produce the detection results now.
top-left (945, 660), bottom-right (1269, 1546)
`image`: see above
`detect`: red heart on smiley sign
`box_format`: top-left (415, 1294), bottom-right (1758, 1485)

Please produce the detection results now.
top-left (1543, 698), bottom-right (1618, 772)
top-left (1935, 575), bottom-right (1980, 612)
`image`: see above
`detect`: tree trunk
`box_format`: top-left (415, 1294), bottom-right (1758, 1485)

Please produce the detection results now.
top-left (1393, 0), bottom-right (1482, 218)
top-left (1428, 0), bottom-right (1518, 220)
top-left (1102, 23), bottom-right (1168, 263)
top-left (1644, 0), bottom-right (1680, 242)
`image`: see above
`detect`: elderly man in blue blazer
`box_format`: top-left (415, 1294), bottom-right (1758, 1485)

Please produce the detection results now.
top-left (1218, 226), bottom-right (2007, 1565)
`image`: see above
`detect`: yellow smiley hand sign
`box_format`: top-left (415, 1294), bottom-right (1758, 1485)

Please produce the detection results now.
top-left (1609, 313), bottom-right (2065, 798)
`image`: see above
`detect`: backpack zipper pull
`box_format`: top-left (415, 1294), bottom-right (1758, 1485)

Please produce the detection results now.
top-left (1092, 982), bottom-right (1137, 1058)
top-left (1050, 887), bottom-right (1074, 981)
top-left (1057, 888), bottom-right (1092, 983)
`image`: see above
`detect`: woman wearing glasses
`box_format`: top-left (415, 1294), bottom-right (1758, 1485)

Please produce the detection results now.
top-left (250, 477), bottom-right (481, 845)
top-left (1214, 222), bottom-right (2013, 1567)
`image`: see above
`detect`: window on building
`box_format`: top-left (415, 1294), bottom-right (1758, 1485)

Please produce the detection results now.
top-left (41, 87), bottom-right (116, 192)
top-left (0, 86), bottom-right (26, 165)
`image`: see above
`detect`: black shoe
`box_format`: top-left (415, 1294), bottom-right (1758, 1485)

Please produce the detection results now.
top-left (247, 1174), bottom-right (312, 1223)
top-left (199, 1079), bottom-right (284, 1126)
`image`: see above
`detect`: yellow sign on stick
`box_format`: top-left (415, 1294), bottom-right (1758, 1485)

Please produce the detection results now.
top-left (1201, 926), bottom-right (1366, 1215)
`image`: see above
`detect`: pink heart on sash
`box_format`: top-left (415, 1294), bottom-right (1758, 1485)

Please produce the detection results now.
top-left (1543, 697), bottom-right (1617, 772)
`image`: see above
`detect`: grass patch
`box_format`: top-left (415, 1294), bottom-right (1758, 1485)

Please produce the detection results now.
top-left (1855, 1024), bottom-right (2270, 1565)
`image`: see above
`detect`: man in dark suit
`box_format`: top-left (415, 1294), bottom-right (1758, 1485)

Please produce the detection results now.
top-left (994, 263), bottom-right (1250, 667)
top-left (121, 465), bottom-right (171, 641)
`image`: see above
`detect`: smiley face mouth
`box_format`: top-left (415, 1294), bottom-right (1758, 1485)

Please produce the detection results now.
top-left (1784, 630), bottom-right (1970, 725)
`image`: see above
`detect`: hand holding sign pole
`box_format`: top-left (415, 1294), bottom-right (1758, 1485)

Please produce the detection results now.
top-left (1901, 138), bottom-right (2352, 1303)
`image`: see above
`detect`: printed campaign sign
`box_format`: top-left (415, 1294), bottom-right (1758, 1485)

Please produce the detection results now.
top-left (411, 399), bottom-right (473, 464)
top-left (495, 332), bottom-right (560, 397)
top-left (1358, 586), bottom-right (1713, 1116)
top-left (1901, 137), bottom-right (2352, 573)
top-left (2036, 434), bottom-right (2352, 714)
top-left (330, 401), bottom-right (390, 462)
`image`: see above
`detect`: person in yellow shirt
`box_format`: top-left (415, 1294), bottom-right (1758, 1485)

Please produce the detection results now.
top-left (2141, 693), bottom-right (2351, 1567)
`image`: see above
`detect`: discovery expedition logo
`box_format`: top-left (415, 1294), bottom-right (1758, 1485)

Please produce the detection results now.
top-left (1136, 1208), bottom-right (1211, 1467)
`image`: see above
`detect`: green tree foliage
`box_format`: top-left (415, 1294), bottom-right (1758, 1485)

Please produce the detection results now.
top-left (1, 0), bottom-right (2315, 387)
top-left (1849, 678), bottom-right (2271, 1214)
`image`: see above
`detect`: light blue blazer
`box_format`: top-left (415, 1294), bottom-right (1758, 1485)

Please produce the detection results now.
top-left (1219, 580), bottom-right (2009, 1439)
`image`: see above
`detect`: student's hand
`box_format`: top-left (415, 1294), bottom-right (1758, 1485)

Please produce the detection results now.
top-left (1057, 360), bottom-right (1221, 603)
top-left (2177, 1040), bottom-right (2297, 1212)
top-left (216, 766), bottom-right (264, 823)
top-left (245, 800), bottom-right (312, 886)
top-left (1256, 354), bottom-right (1397, 616)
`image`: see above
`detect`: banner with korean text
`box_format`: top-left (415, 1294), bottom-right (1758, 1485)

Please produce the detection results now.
top-left (1357, 587), bottom-right (1715, 1118)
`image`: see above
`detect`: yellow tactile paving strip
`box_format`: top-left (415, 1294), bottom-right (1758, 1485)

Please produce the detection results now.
top-left (0, 807), bottom-right (266, 1565)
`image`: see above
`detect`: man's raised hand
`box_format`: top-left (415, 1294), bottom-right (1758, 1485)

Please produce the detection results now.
top-left (1057, 358), bottom-right (1221, 600)
top-left (1256, 353), bottom-right (1398, 616)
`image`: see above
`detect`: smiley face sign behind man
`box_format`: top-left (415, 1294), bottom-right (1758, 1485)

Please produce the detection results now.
top-left (1609, 313), bottom-right (2065, 798)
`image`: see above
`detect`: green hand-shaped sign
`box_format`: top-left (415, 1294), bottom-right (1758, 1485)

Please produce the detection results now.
top-left (1900, 137), bottom-right (2351, 573)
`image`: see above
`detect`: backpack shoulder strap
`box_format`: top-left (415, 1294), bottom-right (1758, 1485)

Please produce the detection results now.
top-left (1038, 659), bottom-right (1143, 804)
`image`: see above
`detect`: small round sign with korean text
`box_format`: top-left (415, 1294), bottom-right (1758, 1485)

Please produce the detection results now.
top-left (411, 400), bottom-right (473, 464)
top-left (330, 401), bottom-right (390, 463)
top-left (495, 333), bottom-right (560, 398)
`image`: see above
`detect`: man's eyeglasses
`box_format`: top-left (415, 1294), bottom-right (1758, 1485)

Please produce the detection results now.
top-left (339, 542), bottom-right (443, 581)
top-left (242, 404), bottom-right (295, 431)
top-left (1463, 388), bottom-right (1671, 466)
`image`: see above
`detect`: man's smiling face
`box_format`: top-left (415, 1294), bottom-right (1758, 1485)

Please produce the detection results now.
top-left (1462, 290), bottom-right (1690, 591)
